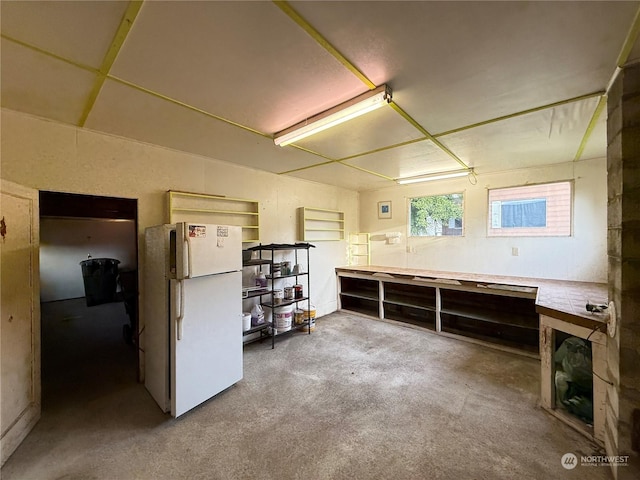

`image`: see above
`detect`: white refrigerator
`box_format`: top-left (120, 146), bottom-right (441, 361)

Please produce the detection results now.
top-left (144, 222), bottom-right (243, 417)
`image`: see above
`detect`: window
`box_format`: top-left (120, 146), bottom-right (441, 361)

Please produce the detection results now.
top-left (410, 193), bottom-right (463, 237)
top-left (488, 181), bottom-right (571, 237)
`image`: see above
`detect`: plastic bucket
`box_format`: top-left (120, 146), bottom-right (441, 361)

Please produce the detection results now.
top-left (274, 305), bottom-right (293, 333)
top-left (295, 303), bottom-right (316, 325)
top-left (242, 312), bottom-right (251, 332)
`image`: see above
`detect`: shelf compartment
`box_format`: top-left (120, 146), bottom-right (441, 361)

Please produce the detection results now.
top-left (383, 283), bottom-right (436, 310)
top-left (439, 306), bottom-right (538, 330)
top-left (168, 190), bottom-right (260, 243)
top-left (242, 288), bottom-right (272, 299)
top-left (383, 302), bottom-right (436, 330)
top-left (299, 207), bottom-right (345, 241)
top-left (243, 259), bottom-right (272, 267)
top-left (340, 277), bottom-right (379, 300)
top-left (267, 273), bottom-right (308, 280)
top-left (246, 243), bottom-right (315, 251)
top-left (172, 208), bottom-right (258, 216)
top-left (440, 289), bottom-right (538, 330)
top-left (340, 291), bottom-right (378, 301)
top-left (440, 312), bottom-right (539, 352)
top-left (340, 295), bottom-right (378, 317)
top-left (261, 296), bottom-right (310, 309)
top-left (273, 321), bottom-right (313, 336)
top-left (243, 322), bottom-right (272, 336)
top-left (348, 233), bottom-right (370, 266)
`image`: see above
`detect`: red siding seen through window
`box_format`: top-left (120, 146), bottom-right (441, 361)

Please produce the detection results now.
top-left (488, 182), bottom-right (572, 237)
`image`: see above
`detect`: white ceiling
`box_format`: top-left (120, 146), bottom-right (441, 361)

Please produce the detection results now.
top-left (2, 1), bottom-right (639, 191)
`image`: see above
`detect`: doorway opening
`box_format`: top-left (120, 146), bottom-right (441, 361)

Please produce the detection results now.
top-left (39, 191), bottom-right (138, 411)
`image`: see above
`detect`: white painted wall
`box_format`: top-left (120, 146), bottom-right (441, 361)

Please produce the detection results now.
top-left (40, 218), bottom-right (136, 302)
top-left (359, 158), bottom-right (607, 282)
top-left (1, 109), bottom-right (357, 329)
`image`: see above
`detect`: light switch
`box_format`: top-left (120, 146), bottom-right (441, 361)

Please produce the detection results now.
top-left (512, 247), bottom-right (519, 256)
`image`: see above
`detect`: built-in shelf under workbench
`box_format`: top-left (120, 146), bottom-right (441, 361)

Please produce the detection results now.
top-left (336, 265), bottom-right (608, 357)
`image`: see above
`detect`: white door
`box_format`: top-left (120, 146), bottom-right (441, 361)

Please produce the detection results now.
top-left (170, 271), bottom-right (242, 417)
top-left (0, 180), bottom-right (40, 465)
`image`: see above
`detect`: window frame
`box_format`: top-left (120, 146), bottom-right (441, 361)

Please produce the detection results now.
top-left (408, 191), bottom-right (465, 238)
top-left (486, 180), bottom-right (573, 238)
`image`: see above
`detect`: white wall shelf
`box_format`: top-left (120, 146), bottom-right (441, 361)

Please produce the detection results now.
top-left (348, 232), bottom-right (370, 266)
top-left (298, 207), bottom-right (344, 241)
top-left (168, 190), bottom-right (260, 243)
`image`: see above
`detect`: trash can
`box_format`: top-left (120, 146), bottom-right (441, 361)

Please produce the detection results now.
top-left (80, 258), bottom-right (120, 306)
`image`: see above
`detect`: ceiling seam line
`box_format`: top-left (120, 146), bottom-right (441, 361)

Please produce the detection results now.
top-left (616, 5), bottom-right (640, 68)
top-left (389, 102), bottom-right (470, 171)
top-left (434, 91), bottom-right (604, 138)
top-left (273, 1), bottom-right (376, 89)
top-left (2, 32), bottom-right (304, 149)
top-left (278, 160), bottom-right (338, 175)
top-left (78, 0), bottom-right (144, 127)
top-left (273, 0), bottom-right (472, 174)
top-left (337, 92), bottom-right (604, 163)
top-left (109, 75), bottom-right (339, 162)
top-left (279, 144), bottom-right (337, 159)
top-left (108, 75), bottom-right (337, 162)
top-left (338, 137), bottom-right (429, 162)
top-left (573, 95), bottom-right (607, 161)
top-left (108, 75), bottom-right (271, 137)
top-left (0, 34), bottom-right (99, 74)
top-left (339, 162), bottom-right (396, 181)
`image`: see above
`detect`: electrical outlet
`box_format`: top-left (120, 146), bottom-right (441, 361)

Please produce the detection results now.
top-left (406, 246), bottom-right (415, 253)
top-left (512, 247), bottom-right (519, 256)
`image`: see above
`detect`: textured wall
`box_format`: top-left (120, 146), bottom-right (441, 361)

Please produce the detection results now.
top-left (359, 158), bottom-right (607, 282)
top-left (0, 109), bottom-right (359, 320)
top-left (606, 62), bottom-right (640, 479)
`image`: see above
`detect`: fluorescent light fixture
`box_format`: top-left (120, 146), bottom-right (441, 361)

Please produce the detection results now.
top-left (274, 84), bottom-right (392, 146)
top-left (396, 169), bottom-right (472, 185)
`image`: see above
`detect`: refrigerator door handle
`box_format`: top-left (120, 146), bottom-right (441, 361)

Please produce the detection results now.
top-left (179, 223), bottom-right (193, 280)
top-left (185, 235), bottom-right (193, 279)
top-left (176, 279), bottom-right (185, 340)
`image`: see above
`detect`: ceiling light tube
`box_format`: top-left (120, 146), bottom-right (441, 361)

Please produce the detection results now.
top-left (396, 169), bottom-right (471, 185)
top-left (274, 84), bottom-right (392, 147)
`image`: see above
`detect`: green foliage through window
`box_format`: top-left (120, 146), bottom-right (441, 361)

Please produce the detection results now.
top-left (410, 193), bottom-right (463, 236)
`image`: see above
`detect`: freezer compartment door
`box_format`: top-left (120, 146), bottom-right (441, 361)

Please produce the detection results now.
top-left (175, 223), bottom-right (241, 279)
top-left (170, 271), bottom-right (243, 418)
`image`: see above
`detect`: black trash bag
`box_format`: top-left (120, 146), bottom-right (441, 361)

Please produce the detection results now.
top-left (554, 336), bottom-right (593, 422)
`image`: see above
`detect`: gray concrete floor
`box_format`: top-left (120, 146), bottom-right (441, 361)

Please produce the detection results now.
top-left (1, 299), bottom-right (612, 479)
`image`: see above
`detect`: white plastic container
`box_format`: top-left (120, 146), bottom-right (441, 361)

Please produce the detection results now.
top-left (251, 304), bottom-right (265, 326)
top-left (274, 305), bottom-right (293, 333)
top-left (242, 312), bottom-right (251, 332)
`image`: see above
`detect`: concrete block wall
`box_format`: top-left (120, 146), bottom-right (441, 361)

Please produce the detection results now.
top-left (606, 61), bottom-right (640, 479)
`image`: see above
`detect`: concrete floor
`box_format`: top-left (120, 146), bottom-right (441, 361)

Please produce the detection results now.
top-left (1, 299), bottom-right (612, 479)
